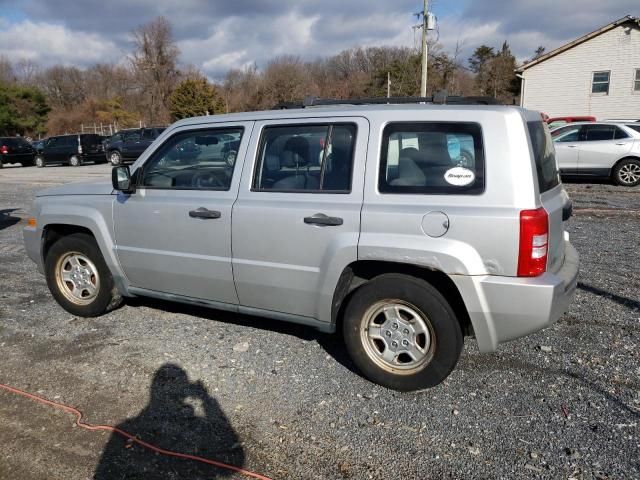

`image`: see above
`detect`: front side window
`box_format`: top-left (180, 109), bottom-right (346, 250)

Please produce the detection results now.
top-left (592, 71), bottom-right (610, 94)
top-left (379, 122), bottom-right (484, 195)
top-left (124, 131), bottom-right (141, 142)
top-left (253, 124), bottom-right (356, 192)
top-left (140, 128), bottom-right (243, 190)
top-left (551, 126), bottom-right (581, 143)
top-left (635, 69), bottom-right (640, 92)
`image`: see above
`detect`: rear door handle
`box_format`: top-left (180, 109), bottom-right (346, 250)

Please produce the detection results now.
top-left (304, 213), bottom-right (343, 226)
top-left (567, 145), bottom-right (578, 148)
top-left (189, 207), bottom-right (221, 219)
top-left (615, 142), bottom-right (628, 146)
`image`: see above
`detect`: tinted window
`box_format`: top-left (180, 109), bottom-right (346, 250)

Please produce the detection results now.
top-left (528, 121), bottom-right (560, 193)
top-left (142, 129), bottom-right (155, 140)
top-left (110, 134), bottom-right (122, 142)
top-left (253, 124), bottom-right (356, 192)
top-left (141, 128), bottom-right (243, 190)
top-left (46, 137), bottom-right (58, 147)
top-left (626, 124), bottom-right (640, 133)
top-left (2, 137), bottom-right (29, 147)
top-left (61, 136), bottom-right (77, 147)
top-left (614, 127), bottom-right (629, 139)
top-left (81, 134), bottom-right (101, 146)
top-left (551, 126), bottom-right (580, 143)
top-left (379, 122), bottom-right (484, 195)
top-left (123, 131), bottom-right (141, 142)
top-left (584, 125), bottom-right (615, 141)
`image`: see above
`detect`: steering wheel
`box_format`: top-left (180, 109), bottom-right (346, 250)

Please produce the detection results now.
top-left (191, 171), bottom-right (225, 189)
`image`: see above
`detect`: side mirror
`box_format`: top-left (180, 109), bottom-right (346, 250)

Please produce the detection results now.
top-left (112, 165), bottom-right (134, 193)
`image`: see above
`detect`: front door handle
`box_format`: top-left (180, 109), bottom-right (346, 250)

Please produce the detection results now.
top-left (567, 145), bottom-right (578, 148)
top-left (189, 207), bottom-right (221, 219)
top-left (304, 213), bottom-right (343, 226)
top-left (615, 142), bottom-right (628, 146)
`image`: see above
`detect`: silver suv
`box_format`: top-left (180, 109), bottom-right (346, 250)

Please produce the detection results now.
top-left (23, 98), bottom-right (579, 391)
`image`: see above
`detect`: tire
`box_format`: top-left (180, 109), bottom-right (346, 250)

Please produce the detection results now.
top-left (69, 155), bottom-right (82, 167)
top-left (613, 158), bottom-right (640, 187)
top-left (342, 273), bottom-right (463, 391)
top-left (35, 156), bottom-right (45, 168)
top-left (45, 233), bottom-right (121, 317)
top-left (109, 150), bottom-right (122, 166)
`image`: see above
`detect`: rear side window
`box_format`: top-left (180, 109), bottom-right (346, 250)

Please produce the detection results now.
top-left (627, 124), bottom-right (640, 133)
top-left (379, 122), bottom-right (484, 195)
top-left (253, 123), bottom-right (356, 192)
top-left (528, 121), bottom-right (560, 193)
top-left (584, 124), bottom-right (616, 141)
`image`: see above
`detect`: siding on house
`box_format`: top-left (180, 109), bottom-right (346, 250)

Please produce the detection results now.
top-left (521, 24), bottom-right (640, 119)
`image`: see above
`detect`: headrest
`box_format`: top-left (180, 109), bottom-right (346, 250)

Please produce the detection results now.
top-left (282, 136), bottom-right (309, 167)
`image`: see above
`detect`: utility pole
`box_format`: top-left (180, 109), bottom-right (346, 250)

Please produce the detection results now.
top-left (420, 0), bottom-right (428, 97)
top-left (387, 71), bottom-right (391, 98)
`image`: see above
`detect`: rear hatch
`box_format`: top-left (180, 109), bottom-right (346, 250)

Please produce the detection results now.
top-left (80, 134), bottom-right (103, 153)
top-left (1, 137), bottom-right (34, 158)
top-left (527, 120), bottom-right (568, 274)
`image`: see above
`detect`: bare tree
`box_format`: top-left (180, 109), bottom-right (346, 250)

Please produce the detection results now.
top-left (131, 16), bottom-right (180, 125)
top-left (0, 55), bottom-right (15, 84)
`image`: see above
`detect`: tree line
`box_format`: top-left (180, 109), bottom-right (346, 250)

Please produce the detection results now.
top-left (0, 16), bottom-right (533, 138)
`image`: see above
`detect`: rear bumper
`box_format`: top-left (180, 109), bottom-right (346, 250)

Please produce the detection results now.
top-left (452, 241), bottom-right (579, 352)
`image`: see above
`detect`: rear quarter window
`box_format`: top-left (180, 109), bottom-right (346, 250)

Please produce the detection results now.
top-left (528, 121), bottom-right (560, 193)
top-left (379, 122), bottom-right (485, 195)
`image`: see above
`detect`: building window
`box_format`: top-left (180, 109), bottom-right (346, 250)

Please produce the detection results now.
top-left (635, 69), bottom-right (640, 92)
top-left (591, 71), bottom-right (610, 94)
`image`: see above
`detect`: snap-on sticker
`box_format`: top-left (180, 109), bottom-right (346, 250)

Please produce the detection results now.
top-left (444, 167), bottom-right (475, 186)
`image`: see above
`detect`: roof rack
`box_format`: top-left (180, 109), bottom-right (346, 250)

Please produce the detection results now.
top-left (273, 91), bottom-right (500, 109)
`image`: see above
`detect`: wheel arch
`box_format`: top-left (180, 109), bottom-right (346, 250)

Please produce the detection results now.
top-left (331, 260), bottom-right (473, 336)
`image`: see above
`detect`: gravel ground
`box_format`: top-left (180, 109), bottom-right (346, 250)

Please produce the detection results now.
top-left (0, 164), bottom-right (638, 480)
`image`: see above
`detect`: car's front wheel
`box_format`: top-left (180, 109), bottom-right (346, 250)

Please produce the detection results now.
top-left (343, 274), bottom-right (463, 391)
top-left (69, 155), bottom-right (82, 167)
top-left (109, 150), bottom-right (122, 166)
top-left (35, 155), bottom-right (45, 168)
top-left (45, 233), bottom-right (121, 317)
top-left (613, 158), bottom-right (640, 187)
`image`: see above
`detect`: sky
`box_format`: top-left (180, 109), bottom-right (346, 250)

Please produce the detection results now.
top-left (0, 0), bottom-right (636, 79)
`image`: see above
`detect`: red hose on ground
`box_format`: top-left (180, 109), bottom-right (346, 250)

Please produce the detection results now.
top-left (0, 382), bottom-right (273, 480)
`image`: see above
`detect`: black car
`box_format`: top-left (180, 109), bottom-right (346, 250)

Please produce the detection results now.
top-left (0, 137), bottom-right (36, 168)
top-left (35, 134), bottom-right (107, 167)
top-left (104, 127), bottom-right (165, 165)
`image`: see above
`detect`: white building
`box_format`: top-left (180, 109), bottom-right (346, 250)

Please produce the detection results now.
top-left (517, 16), bottom-right (640, 119)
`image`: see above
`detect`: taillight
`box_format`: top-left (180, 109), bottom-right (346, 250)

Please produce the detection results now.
top-left (517, 207), bottom-right (548, 277)
top-left (0, 145), bottom-right (7, 154)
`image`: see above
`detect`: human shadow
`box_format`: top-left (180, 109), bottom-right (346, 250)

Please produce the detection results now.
top-left (94, 363), bottom-right (244, 479)
top-left (0, 208), bottom-right (20, 231)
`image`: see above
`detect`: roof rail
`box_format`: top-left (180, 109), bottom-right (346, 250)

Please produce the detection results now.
top-left (272, 91), bottom-right (500, 109)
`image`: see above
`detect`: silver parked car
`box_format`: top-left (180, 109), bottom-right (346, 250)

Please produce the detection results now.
top-left (552, 122), bottom-right (640, 186)
top-left (24, 98), bottom-right (579, 391)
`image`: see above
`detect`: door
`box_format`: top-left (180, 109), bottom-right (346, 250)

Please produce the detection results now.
top-left (578, 124), bottom-right (633, 172)
top-left (113, 122), bottom-right (253, 304)
top-left (551, 125), bottom-right (581, 174)
top-left (232, 118), bottom-right (368, 321)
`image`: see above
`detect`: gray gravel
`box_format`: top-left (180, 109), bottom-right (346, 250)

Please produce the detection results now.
top-left (0, 164), bottom-right (638, 479)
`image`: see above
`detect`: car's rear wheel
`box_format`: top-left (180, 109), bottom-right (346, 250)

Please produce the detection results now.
top-left (45, 233), bottom-right (121, 317)
top-left (69, 155), bottom-right (81, 167)
top-left (35, 156), bottom-right (45, 168)
top-left (109, 150), bottom-right (122, 166)
top-left (613, 158), bottom-right (640, 187)
top-left (343, 274), bottom-right (463, 391)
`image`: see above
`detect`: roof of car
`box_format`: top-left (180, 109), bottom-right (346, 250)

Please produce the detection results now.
top-left (172, 104), bottom-right (533, 128)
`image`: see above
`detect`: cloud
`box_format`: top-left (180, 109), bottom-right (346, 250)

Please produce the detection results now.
top-left (0, 19), bottom-right (121, 66)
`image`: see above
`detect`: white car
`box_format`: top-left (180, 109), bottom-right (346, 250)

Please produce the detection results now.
top-left (551, 122), bottom-right (640, 186)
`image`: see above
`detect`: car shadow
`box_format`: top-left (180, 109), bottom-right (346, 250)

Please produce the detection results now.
top-left (578, 282), bottom-right (640, 310)
top-left (0, 208), bottom-right (21, 231)
top-left (93, 363), bottom-right (245, 479)
top-left (124, 297), bottom-right (360, 376)
top-left (560, 175), bottom-right (614, 186)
